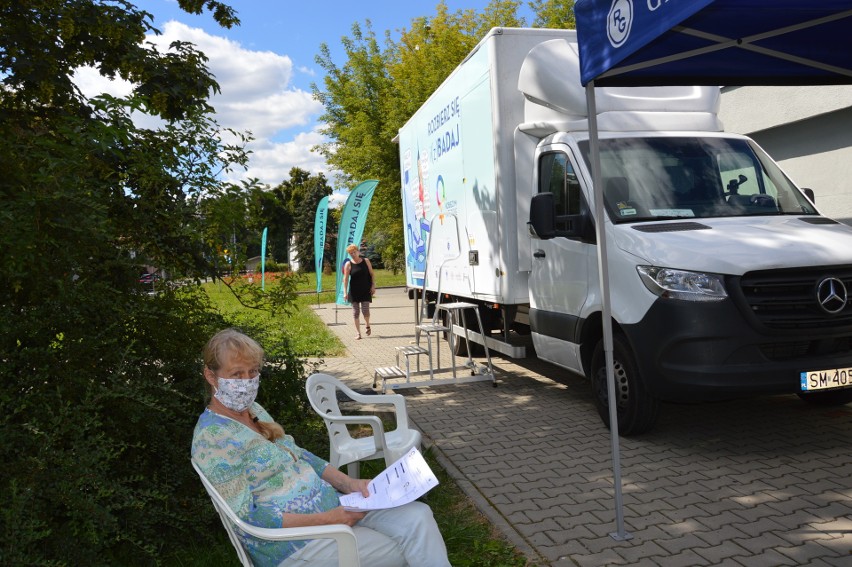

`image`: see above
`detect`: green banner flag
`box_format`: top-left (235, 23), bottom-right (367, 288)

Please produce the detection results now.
top-left (335, 180), bottom-right (379, 305)
top-left (314, 196), bottom-right (329, 294)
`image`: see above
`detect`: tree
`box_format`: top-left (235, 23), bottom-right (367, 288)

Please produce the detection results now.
top-left (288, 170), bottom-right (334, 272)
top-left (529, 0), bottom-right (577, 28)
top-left (0, 1), bottom-right (306, 564)
top-left (247, 182), bottom-right (290, 261)
top-left (313, 1), bottom-right (526, 273)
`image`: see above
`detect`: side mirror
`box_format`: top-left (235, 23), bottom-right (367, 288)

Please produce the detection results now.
top-left (529, 193), bottom-right (556, 239)
top-left (802, 187), bottom-right (815, 203)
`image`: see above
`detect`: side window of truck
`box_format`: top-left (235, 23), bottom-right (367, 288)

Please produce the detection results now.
top-left (717, 151), bottom-right (779, 199)
top-left (539, 152), bottom-right (581, 230)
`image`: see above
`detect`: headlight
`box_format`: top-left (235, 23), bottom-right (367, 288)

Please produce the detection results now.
top-left (637, 266), bottom-right (728, 302)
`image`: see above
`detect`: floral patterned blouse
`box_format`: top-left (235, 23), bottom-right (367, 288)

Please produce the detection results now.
top-left (191, 403), bottom-right (340, 566)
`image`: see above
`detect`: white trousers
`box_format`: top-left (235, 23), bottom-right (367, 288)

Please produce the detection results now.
top-left (279, 501), bottom-right (450, 567)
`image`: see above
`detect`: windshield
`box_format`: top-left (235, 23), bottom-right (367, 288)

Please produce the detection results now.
top-left (577, 137), bottom-right (818, 223)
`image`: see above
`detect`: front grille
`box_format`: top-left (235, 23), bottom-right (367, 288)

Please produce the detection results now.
top-left (759, 336), bottom-right (852, 361)
top-left (737, 266), bottom-right (852, 330)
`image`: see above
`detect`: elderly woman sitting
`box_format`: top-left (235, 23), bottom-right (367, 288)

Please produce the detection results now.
top-left (191, 328), bottom-right (450, 567)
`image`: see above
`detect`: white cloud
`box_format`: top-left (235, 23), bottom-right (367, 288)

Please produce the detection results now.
top-left (74, 20), bottom-right (330, 187)
top-left (233, 129), bottom-right (328, 186)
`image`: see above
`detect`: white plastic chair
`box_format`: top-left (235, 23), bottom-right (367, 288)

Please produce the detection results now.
top-left (191, 460), bottom-right (361, 567)
top-left (306, 373), bottom-right (422, 478)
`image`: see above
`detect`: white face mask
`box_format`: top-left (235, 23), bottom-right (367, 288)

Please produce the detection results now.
top-left (214, 375), bottom-right (259, 412)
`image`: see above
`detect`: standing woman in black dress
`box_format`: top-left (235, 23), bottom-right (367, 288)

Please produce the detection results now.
top-left (342, 243), bottom-right (376, 339)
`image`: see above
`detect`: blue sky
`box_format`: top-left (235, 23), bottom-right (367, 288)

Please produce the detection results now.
top-left (84, 0), bottom-right (532, 196)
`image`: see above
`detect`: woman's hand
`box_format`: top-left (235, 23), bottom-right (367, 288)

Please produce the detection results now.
top-left (344, 476), bottom-right (371, 497)
top-left (327, 506), bottom-right (367, 527)
top-left (322, 466), bottom-right (371, 497)
top-left (282, 508), bottom-right (366, 529)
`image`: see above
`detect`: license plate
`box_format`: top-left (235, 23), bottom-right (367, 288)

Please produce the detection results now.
top-left (800, 367), bottom-right (852, 391)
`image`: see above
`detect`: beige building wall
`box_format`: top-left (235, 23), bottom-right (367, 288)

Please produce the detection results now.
top-left (718, 85), bottom-right (852, 226)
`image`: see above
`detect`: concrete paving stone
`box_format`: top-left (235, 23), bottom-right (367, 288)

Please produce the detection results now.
top-left (728, 503), bottom-right (787, 524)
top-left (521, 470), bottom-right (563, 485)
top-left (662, 482), bottom-right (716, 500)
top-left (700, 559), bottom-right (746, 567)
top-left (615, 557), bottom-right (668, 567)
top-left (505, 510), bottom-right (537, 530)
top-left (692, 510), bottom-right (749, 532)
top-left (650, 549), bottom-right (713, 567)
top-left (656, 532), bottom-right (714, 555)
top-left (538, 483), bottom-right (586, 498)
top-left (661, 492), bottom-right (713, 512)
top-left (819, 488), bottom-right (852, 502)
top-left (554, 510), bottom-right (610, 531)
top-left (515, 518), bottom-right (562, 538)
top-left (803, 502), bottom-right (852, 524)
top-left (730, 531), bottom-right (795, 554)
top-left (621, 510), bottom-right (672, 532)
top-left (487, 493), bottom-right (517, 506)
top-left (548, 557), bottom-right (583, 567)
top-left (764, 474), bottom-right (830, 492)
top-left (568, 493), bottom-right (614, 513)
top-left (693, 523), bottom-right (751, 547)
top-left (808, 516), bottom-right (852, 534)
top-left (526, 507), bottom-right (569, 524)
top-left (776, 541), bottom-right (843, 564)
top-left (815, 532), bottom-right (852, 557)
top-left (728, 546), bottom-right (811, 566)
top-left (658, 518), bottom-right (706, 537)
top-left (661, 504), bottom-right (715, 523)
top-left (693, 540), bottom-right (752, 563)
top-left (728, 488), bottom-right (783, 506)
top-left (611, 540), bottom-right (670, 564)
top-left (571, 546), bottom-right (632, 566)
top-left (722, 479), bottom-right (778, 496)
top-left (791, 467), bottom-right (846, 484)
top-left (823, 554), bottom-right (852, 567)
top-left (775, 524), bottom-right (841, 546)
top-left (625, 488), bottom-right (676, 507)
top-left (619, 523), bottom-right (670, 544)
top-left (540, 539), bottom-right (593, 563)
top-left (690, 499), bottom-right (748, 518)
top-left (770, 511), bottom-right (828, 532)
top-left (546, 522), bottom-right (599, 544)
top-left (583, 518), bottom-right (627, 539)
top-left (520, 529), bottom-right (558, 548)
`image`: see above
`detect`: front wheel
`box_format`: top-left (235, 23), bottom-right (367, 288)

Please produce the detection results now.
top-left (590, 333), bottom-right (660, 435)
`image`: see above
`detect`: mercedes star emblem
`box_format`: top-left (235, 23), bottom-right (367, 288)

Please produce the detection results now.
top-left (816, 277), bottom-right (848, 315)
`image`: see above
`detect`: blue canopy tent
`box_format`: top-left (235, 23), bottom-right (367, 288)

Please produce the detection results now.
top-left (573, 0), bottom-right (852, 540)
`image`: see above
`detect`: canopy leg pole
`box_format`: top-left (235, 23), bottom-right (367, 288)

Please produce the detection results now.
top-left (586, 81), bottom-right (632, 542)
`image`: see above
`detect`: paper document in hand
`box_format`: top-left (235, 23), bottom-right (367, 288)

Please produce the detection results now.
top-left (339, 447), bottom-right (438, 511)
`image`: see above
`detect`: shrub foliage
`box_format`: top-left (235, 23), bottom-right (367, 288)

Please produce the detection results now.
top-left (0, 1), bottom-right (313, 565)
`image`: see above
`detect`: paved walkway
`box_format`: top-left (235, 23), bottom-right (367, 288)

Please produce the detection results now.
top-left (311, 288), bottom-right (852, 566)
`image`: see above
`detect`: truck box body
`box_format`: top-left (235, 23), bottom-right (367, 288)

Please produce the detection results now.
top-left (398, 28), bottom-right (560, 305)
top-left (397, 28), bottom-right (852, 434)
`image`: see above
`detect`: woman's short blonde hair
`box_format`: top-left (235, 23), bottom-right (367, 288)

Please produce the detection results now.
top-left (346, 243), bottom-right (359, 254)
top-left (203, 328), bottom-right (264, 372)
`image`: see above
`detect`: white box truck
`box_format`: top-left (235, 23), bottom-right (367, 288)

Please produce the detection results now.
top-left (396, 28), bottom-right (852, 434)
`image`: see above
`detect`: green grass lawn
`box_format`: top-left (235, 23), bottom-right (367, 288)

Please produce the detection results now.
top-left (294, 267), bottom-right (407, 294)
top-left (180, 272), bottom-right (533, 567)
